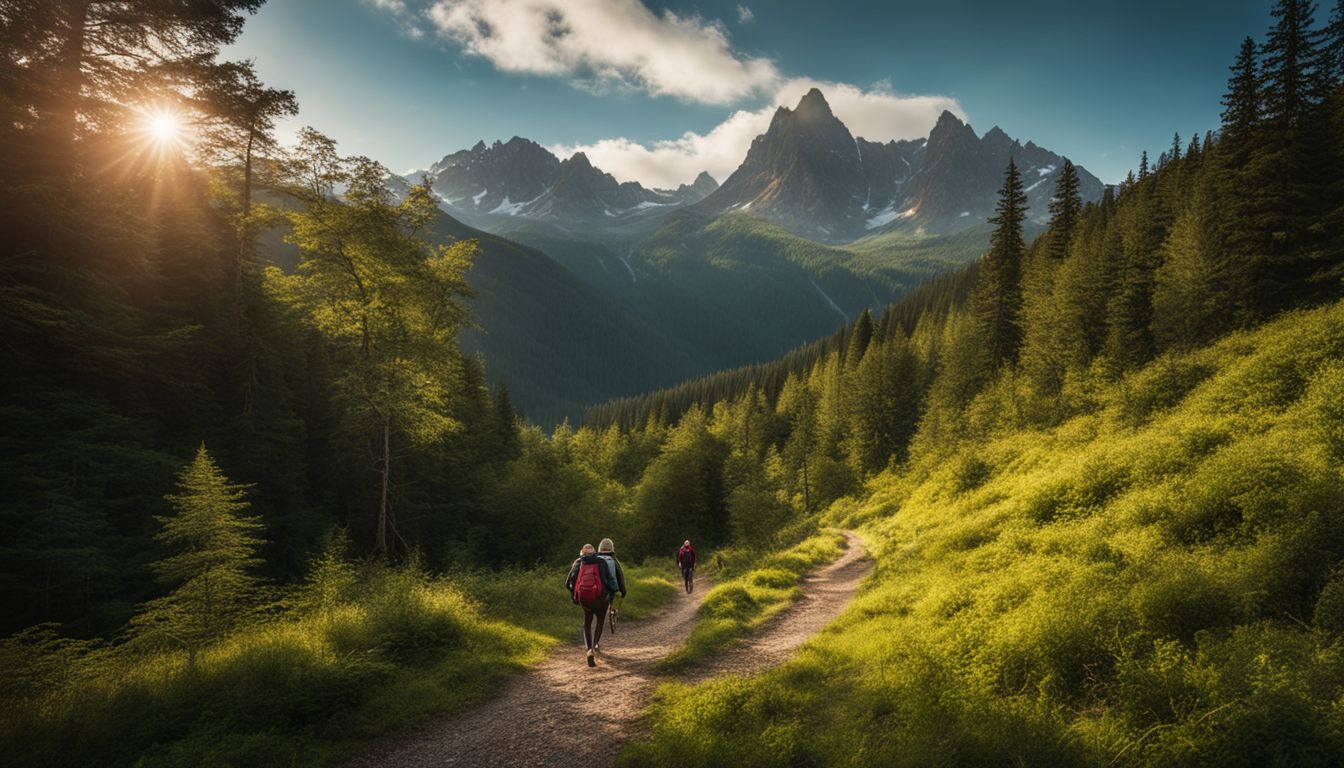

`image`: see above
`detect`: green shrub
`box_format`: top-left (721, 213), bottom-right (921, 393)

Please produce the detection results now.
top-left (1313, 572), bottom-right (1344, 634)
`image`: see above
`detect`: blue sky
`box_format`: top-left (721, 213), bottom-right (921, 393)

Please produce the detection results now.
top-left (226, 0), bottom-right (1278, 186)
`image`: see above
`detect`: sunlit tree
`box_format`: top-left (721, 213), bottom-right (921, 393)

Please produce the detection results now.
top-left (267, 129), bottom-right (476, 554)
top-left (129, 445), bottom-right (263, 661)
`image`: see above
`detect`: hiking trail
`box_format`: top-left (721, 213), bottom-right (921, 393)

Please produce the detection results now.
top-left (347, 531), bottom-right (871, 768)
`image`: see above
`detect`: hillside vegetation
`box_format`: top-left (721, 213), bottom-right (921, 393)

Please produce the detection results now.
top-left (627, 297), bottom-right (1344, 767)
top-left (0, 550), bottom-right (677, 768)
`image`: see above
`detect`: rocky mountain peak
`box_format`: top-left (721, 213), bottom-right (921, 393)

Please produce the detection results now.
top-left (793, 88), bottom-right (835, 122)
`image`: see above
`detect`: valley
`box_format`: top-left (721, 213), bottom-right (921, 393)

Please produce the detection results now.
top-left (379, 89), bottom-right (1104, 423)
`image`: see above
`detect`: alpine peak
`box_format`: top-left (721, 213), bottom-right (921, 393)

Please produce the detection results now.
top-left (794, 88), bottom-right (834, 120)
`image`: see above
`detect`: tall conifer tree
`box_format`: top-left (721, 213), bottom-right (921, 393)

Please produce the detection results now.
top-left (972, 159), bottom-right (1028, 371)
top-left (1047, 159), bottom-right (1082, 261)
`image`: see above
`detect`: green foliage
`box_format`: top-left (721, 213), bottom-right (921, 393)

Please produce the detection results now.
top-left (0, 549), bottom-right (676, 768)
top-left (972, 158), bottom-right (1029, 371)
top-left (631, 407), bottom-right (731, 555)
top-left (128, 446), bottom-right (265, 659)
top-left (267, 130), bottom-right (477, 553)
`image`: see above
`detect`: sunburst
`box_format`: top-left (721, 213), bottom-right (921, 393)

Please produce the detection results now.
top-left (134, 105), bottom-right (189, 156)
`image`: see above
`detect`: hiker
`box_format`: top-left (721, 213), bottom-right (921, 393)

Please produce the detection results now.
top-left (566, 543), bottom-right (621, 667)
top-left (677, 539), bottom-right (696, 593)
top-left (596, 537), bottom-right (627, 604)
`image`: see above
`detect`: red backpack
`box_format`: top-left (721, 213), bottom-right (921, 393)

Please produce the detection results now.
top-left (574, 560), bottom-right (607, 608)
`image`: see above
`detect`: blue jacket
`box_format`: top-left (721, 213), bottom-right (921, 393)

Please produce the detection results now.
top-left (597, 553), bottom-right (627, 597)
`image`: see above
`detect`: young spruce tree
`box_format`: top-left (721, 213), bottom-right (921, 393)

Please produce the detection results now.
top-left (130, 445), bottom-right (263, 661)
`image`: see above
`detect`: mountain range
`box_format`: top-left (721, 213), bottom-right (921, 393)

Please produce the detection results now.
top-left (412, 137), bottom-right (718, 237)
top-left (363, 90), bottom-right (1106, 423)
top-left (694, 89), bottom-right (1104, 241)
top-left (412, 89), bottom-right (1101, 244)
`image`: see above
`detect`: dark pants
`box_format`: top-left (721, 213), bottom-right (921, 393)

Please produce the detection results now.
top-left (682, 565), bottom-right (694, 588)
top-left (582, 597), bottom-right (612, 650)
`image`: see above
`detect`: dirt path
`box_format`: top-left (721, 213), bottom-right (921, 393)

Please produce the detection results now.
top-left (687, 529), bottom-right (871, 683)
top-left (347, 531), bottom-right (870, 768)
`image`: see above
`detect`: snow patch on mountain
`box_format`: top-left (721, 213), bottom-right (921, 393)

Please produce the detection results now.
top-left (865, 206), bottom-right (916, 229)
top-left (489, 195), bottom-right (536, 215)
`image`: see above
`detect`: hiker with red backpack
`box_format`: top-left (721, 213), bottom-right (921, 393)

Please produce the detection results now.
top-left (566, 542), bottom-right (625, 667)
top-left (677, 540), bottom-right (696, 593)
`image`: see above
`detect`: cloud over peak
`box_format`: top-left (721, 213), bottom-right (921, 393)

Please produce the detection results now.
top-left (425, 0), bottom-right (778, 104)
top-left (364, 1), bottom-right (966, 189)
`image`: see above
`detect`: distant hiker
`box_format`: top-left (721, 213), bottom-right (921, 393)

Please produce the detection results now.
top-left (677, 540), bottom-right (696, 593)
top-left (567, 543), bottom-right (620, 666)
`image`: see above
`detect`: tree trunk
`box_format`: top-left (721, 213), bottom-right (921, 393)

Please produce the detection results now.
top-left (46, 0), bottom-right (90, 179)
top-left (801, 457), bottom-right (812, 513)
top-left (236, 128), bottom-right (255, 301)
top-left (376, 414), bottom-right (391, 555)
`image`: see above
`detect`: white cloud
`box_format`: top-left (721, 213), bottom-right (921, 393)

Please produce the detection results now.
top-left (737, 5), bottom-right (754, 24)
top-left (550, 79), bottom-right (966, 189)
top-left (424, 0), bottom-right (778, 104)
top-left (364, 0), bottom-right (426, 39)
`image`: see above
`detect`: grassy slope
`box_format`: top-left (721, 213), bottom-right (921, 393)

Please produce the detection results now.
top-left (626, 298), bottom-right (1344, 767)
top-left (3, 562), bottom-right (676, 768)
top-left (657, 531), bottom-right (846, 672)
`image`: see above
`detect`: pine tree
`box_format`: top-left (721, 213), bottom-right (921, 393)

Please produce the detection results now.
top-left (1322, 1), bottom-right (1344, 86)
top-left (1153, 177), bottom-right (1240, 348)
top-left (844, 334), bottom-right (922, 475)
top-left (1139, 151), bottom-right (1151, 180)
top-left (971, 159), bottom-right (1028, 371)
top-left (1310, 0), bottom-right (1344, 285)
top-left (1258, 0), bottom-right (1326, 306)
top-left (1104, 185), bottom-right (1163, 370)
top-left (494, 382), bottom-right (522, 461)
top-left (195, 61), bottom-right (298, 302)
top-left (1263, 0), bottom-right (1320, 130)
top-left (844, 309), bottom-right (875, 367)
top-left (12, 0), bottom-right (264, 178)
top-left (1218, 36), bottom-right (1271, 319)
top-left (130, 445), bottom-right (264, 661)
top-left (1047, 158), bottom-right (1082, 261)
top-left (1222, 37), bottom-right (1262, 156)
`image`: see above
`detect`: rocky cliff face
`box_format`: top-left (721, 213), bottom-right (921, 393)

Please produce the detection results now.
top-left (691, 90), bottom-right (1103, 240)
top-left (412, 89), bottom-right (1101, 242)
top-left (419, 137), bottom-right (716, 230)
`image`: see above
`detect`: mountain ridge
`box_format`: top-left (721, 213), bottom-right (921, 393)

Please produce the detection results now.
top-left (410, 88), bottom-right (1102, 244)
